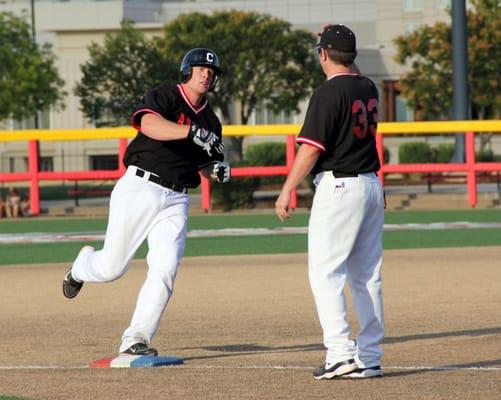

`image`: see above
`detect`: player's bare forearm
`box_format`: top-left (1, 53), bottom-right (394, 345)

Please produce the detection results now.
top-left (140, 113), bottom-right (190, 141)
top-left (283, 144), bottom-right (320, 192)
top-left (275, 144), bottom-right (320, 221)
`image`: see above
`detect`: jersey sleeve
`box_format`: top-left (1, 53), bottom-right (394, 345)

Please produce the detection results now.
top-left (296, 90), bottom-right (335, 152)
top-left (130, 87), bottom-right (173, 130)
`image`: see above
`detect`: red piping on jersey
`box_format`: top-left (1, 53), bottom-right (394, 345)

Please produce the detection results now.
top-left (131, 108), bottom-right (163, 131)
top-left (328, 72), bottom-right (359, 80)
top-left (177, 84), bottom-right (208, 114)
top-left (296, 137), bottom-right (326, 152)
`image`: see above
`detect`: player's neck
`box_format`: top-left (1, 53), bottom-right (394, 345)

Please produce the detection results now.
top-left (180, 83), bottom-right (204, 106)
top-left (323, 63), bottom-right (352, 78)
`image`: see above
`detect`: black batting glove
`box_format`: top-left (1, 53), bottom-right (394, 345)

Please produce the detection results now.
top-left (188, 123), bottom-right (224, 157)
top-left (211, 162), bottom-right (231, 183)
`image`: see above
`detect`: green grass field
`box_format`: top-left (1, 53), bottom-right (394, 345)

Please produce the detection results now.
top-left (1, 210), bottom-right (500, 265)
top-left (0, 397), bottom-right (33, 400)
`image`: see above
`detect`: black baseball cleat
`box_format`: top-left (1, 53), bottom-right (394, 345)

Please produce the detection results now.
top-left (345, 365), bottom-right (383, 378)
top-left (121, 343), bottom-right (158, 357)
top-left (62, 269), bottom-right (83, 299)
top-left (313, 359), bottom-right (357, 380)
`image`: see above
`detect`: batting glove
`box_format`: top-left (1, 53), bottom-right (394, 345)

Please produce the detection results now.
top-left (211, 162), bottom-right (231, 183)
top-left (188, 123), bottom-right (224, 157)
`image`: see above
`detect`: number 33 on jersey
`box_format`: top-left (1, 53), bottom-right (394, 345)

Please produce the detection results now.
top-left (352, 98), bottom-right (378, 139)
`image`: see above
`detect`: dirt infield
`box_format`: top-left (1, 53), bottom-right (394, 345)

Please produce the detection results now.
top-left (1, 248), bottom-right (500, 400)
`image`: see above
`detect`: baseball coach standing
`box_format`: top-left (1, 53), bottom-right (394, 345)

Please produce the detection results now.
top-left (275, 24), bottom-right (385, 380)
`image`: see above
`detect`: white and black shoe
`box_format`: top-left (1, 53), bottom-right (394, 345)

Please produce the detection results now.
top-left (62, 246), bottom-right (94, 299)
top-left (313, 359), bottom-right (357, 380)
top-left (121, 343), bottom-right (158, 357)
top-left (345, 365), bottom-right (383, 378)
top-left (62, 269), bottom-right (83, 299)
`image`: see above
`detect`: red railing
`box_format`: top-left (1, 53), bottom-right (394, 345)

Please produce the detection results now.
top-left (200, 135), bottom-right (297, 211)
top-left (374, 120), bottom-right (501, 207)
top-left (1, 120), bottom-right (500, 215)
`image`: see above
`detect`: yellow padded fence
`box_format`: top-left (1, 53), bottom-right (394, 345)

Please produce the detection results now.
top-left (0, 120), bottom-right (500, 142)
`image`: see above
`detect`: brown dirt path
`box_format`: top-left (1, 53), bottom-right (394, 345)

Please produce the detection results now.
top-left (0, 248), bottom-right (500, 399)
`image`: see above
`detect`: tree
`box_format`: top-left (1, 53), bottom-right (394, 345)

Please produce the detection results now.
top-left (157, 10), bottom-right (323, 159)
top-left (0, 12), bottom-right (65, 123)
top-left (394, 0), bottom-right (500, 123)
top-left (75, 20), bottom-right (175, 127)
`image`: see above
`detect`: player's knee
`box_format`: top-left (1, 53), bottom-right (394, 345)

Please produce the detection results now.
top-left (147, 255), bottom-right (179, 288)
top-left (96, 253), bottom-right (129, 281)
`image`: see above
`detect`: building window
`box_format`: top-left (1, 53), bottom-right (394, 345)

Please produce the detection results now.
top-left (251, 103), bottom-right (294, 125)
top-left (437, 0), bottom-right (450, 10)
top-left (7, 156), bottom-right (52, 172)
top-left (12, 110), bottom-right (51, 130)
top-left (9, 157), bottom-right (28, 173)
top-left (40, 156), bottom-right (53, 172)
top-left (89, 155), bottom-right (118, 170)
top-left (404, 21), bottom-right (420, 34)
top-left (404, 0), bottom-right (424, 11)
top-left (9, 157), bottom-right (15, 173)
top-left (396, 97), bottom-right (415, 122)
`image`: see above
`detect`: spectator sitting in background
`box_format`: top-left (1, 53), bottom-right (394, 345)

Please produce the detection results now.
top-left (0, 195), bottom-right (5, 218)
top-left (20, 195), bottom-right (31, 217)
top-left (5, 187), bottom-right (21, 218)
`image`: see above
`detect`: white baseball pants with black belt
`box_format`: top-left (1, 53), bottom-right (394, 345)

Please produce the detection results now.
top-left (71, 166), bottom-right (189, 353)
top-left (308, 171), bottom-right (384, 368)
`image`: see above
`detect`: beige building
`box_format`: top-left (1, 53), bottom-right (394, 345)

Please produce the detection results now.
top-left (0, 0), bottom-right (453, 173)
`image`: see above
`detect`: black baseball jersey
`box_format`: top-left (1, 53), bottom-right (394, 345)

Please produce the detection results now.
top-left (297, 73), bottom-right (380, 176)
top-left (124, 84), bottom-right (223, 188)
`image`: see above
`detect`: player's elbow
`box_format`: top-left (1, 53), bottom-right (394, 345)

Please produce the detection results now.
top-left (140, 114), bottom-right (163, 138)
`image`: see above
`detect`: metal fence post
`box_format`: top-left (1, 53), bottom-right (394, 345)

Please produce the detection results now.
top-left (28, 140), bottom-right (40, 215)
top-left (465, 131), bottom-right (477, 207)
top-left (286, 134), bottom-right (297, 209)
top-left (118, 138), bottom-right (128, 174)
top-left (201, 176), bottom-right (210, 212)
top-left (375, 132), bottom-right (385, 187)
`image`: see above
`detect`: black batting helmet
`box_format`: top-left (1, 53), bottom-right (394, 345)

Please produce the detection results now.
top-left (179, 48), bottom-right (221, 90)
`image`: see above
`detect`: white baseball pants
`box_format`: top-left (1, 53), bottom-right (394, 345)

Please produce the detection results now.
top-left (71, 166), bottom-right (189, 353)
top-left (308, 171), bottom-right (384, 368)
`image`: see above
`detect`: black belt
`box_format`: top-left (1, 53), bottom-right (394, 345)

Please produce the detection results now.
top-left (332, 171), bottom-right (358, 178)
top-left (135, 168), bottom-right (188, 193)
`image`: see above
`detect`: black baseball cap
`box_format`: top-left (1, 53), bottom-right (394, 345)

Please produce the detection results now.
top-left (316, 24), bottom-right (357, 55)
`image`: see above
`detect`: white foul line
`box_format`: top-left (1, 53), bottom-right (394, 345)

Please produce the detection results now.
top-left (2, 222), bottom-right (501, 244)
top-left (0, 364), bottom-right (499, 371)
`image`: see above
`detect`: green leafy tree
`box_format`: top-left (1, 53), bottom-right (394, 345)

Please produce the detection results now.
top-left (75, 20), bottom-right (175, 127)
top-left (394, 0), bottom-right (500, 122)
top-left (157, 10), bottom-right (323, 159)
top-left (0, 12), bottom-right (65, 122)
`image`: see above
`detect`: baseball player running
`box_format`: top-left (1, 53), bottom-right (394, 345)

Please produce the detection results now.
top-left (63, 48), bottom-right (230, 356)
top-left (275, 24), bottom-right (384, 379)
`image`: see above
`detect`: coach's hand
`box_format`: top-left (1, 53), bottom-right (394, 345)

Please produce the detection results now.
top-left (211, 162), bottom-right (231, 183)
top-left (275, 189), bottom-right (291, 222)
top-left (188, 123), bottom-right (224, 157)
